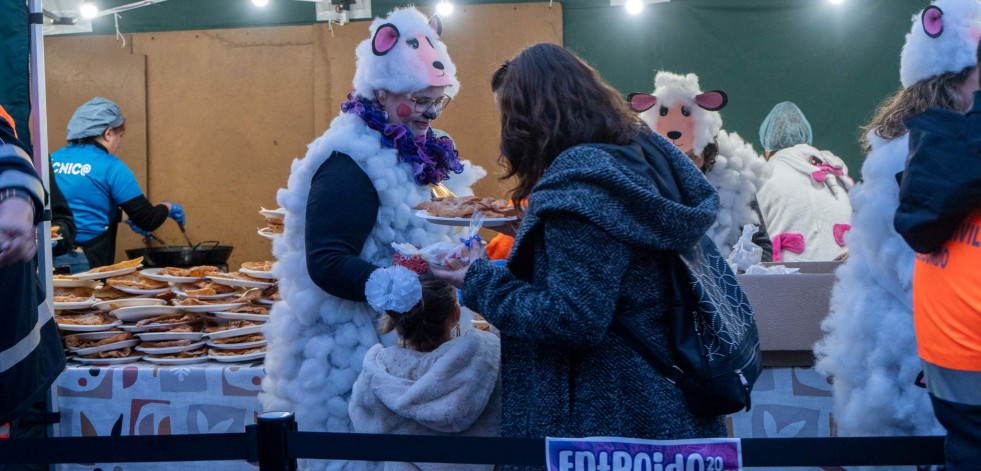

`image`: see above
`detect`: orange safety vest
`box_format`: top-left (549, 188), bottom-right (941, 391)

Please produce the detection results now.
top-left (0, 104), bottom-right (17, 138)
top-left (914, 209), bottom-right (981, 371)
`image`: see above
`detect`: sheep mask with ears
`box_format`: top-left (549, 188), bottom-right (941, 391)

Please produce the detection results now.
top-left (900, 0), bottom-right (981, 88)
top-left (352, 8), bottom-right (460, 100)
top-left (629, 72), bottom-right (727, 156)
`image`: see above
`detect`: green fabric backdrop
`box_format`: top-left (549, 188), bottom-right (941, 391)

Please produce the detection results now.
top-left (78, 0), bottom-right (935, 177)
top-left (1, 1), bottom-right (32, 152)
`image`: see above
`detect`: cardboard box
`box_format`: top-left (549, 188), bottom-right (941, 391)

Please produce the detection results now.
top-left (737, 262), bottom-right (842, 356)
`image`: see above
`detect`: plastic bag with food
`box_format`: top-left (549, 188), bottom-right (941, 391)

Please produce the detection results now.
top-left (392, 213), bottom-right (485, 270)
top-left (727, 224), bottom-right (763, 272)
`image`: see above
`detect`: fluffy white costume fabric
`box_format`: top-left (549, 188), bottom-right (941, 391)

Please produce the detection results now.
top-left (900, 0), bottom-right (981, 87)
top-left (638, 72), bottom-right (765, 256)
top-left (705, 130), bottom-right (766, 257)
top-left (814, 134), bottom-right (940, 439)
top-left (816, 0), bottom-right (981, 443)
top-left (757, 144), bottom-right (853, 262)
top-left (349, 329), bottom-right (502, 471)
top-left (260, 9), bottom-right (484, 471)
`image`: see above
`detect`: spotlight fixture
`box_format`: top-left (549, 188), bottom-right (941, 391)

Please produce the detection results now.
top-left (436, 1), bottom-right (454, 16)
top-left (625, 0), bottom-right (644, 15)
top-left (253, 0), bottom-right (270, 6)
top-left (79, 2), bottom-right (99, 18)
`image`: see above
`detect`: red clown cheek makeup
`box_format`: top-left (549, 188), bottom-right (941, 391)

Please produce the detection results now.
top-left (396, 104), bottom-right (413, 118)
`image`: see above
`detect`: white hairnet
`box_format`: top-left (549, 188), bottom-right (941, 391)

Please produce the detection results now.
top-left (759, 101), bottom-right (812, 152)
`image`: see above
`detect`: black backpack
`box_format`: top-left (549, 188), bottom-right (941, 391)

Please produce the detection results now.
top-left (595, 138), bottom-right (762, 417)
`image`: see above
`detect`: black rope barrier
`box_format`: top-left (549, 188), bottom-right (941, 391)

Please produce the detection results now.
top-left (0, 412), bottom-right (948, 468)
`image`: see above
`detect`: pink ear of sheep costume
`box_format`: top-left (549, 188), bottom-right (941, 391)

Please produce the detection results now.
top-left (630, 72), bottom-right (766, 256)
top-left (815, 0), bottom-right (981, 440)
top-left (260, 8), bottom-right (484, 470)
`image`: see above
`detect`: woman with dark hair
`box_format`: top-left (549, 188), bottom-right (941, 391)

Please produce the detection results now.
top-left (435, 43), bottom-right (725, 450)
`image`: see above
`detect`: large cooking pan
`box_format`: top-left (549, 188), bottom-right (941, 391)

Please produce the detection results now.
top-left (126, 241), bottom-right (233, 268)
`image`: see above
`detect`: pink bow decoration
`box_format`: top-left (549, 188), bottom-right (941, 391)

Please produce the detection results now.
top-left (772, 232), bottom-right (805, 262)
top-left (811, 163), bottom-right (846, 183)
top-left (834, 224), bottom-right (851, 247)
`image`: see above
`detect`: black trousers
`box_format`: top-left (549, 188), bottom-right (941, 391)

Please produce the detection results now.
top-left (931, 393), bottom-right (981, 471)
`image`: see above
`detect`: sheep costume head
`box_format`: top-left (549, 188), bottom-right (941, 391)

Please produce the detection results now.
top-left (353, 8), bottom-right (460, 100)
top-left (900, 0), bottom-right (981, 88)
top-left (629, 72), bottom-right (728, 161)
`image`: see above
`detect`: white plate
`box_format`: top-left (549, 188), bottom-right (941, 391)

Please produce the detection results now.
top-left (238, 268), bottom-right (276, 280)
top-left (205, 324), bottom-right (264, 339)
top-left (205, 276), bottom-right (274, 289)
top-left (52, 278), bottom-right (101, 289)
top-left (137, 331), bottom-right (205, 342)
top-left (72, 355), bottom-right (143, 365)
top-left (136, 341), bottom-right (207, 355)
top-left (172, 286), bottom-right (242, 300)
top-left (70, 339), bottom-right (140, 356)
top-left (143, 355), bottom-right (208, 365)
top-left (53, 299), bottom-right (98, 310)
top-left (112, 285), bottom-right (171, 295)
top-left (117, 324), bottom-right (148, 333)
top-left (93, 298), bottom-right (166, 311)
top-left (414, 210), bottom-right (517, 227)
top-left (259, 207), bottom-right (286, 221)
top-left (257, 298), bottom-right (277, 305)
top-left (208, 350), bottom-right (265, 363)
top-left (52, 236), bottom-right (64, 242)
top-left (213, 311), bottom-right (269, 322)
top-left (72, 266), bottom-right (142, 280)
top-left (140, 268), bottom-right (204, 283)
top-left (207, 339), bottom-right (266, 350)
top-left (257, 228), bottom-right (281, 240)
top-left (56, 320), bottom-right (123, 332)
top-left (122, 320), bottom-right (197, 333)
top-left (111, 305), bottom-right (183, 322)
top-left (173, 301), bottom-right (246, 313)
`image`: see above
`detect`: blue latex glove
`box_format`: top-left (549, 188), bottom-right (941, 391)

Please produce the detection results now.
top-left (165, 201), bottom-right (185, 225)
top-left (125, 219), bottom-right (153, 237)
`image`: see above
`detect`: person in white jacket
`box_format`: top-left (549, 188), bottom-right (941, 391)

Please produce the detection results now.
top-left (756, 102), bottom-right (854, 262)
top-left (350, 269), bottom-right (501, 471)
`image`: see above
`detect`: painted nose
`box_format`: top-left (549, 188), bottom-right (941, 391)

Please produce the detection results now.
top-left (433, 61), bottom-right (444, 70)
top-left (667, 131), bottom-right (682, 140)
top-left (422, 110), bottom-right (438, 119)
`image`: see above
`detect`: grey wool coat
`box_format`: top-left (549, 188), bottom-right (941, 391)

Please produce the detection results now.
top-left (461, 131), bottom-right (727, 468)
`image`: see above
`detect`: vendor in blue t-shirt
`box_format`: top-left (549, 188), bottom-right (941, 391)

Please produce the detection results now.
top-left (52, 98), bottom-right (184, 269)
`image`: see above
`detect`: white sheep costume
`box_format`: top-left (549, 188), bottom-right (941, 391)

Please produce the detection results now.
top-left (815, 0), bottom-right (981, 442)
top-left (260, 8), bottom-right (484, 470)
top-left (633, 72), bottom-right (767, 256)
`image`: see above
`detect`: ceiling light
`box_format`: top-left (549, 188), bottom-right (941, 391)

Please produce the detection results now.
top-left (626, 0), bottom-right (644, 15)
top-left (253, 0), bottom-right (269, 6)
top-left (79, 2), bottom-right (99, 18)
top-left (436, 1), bottom-right (454, 16)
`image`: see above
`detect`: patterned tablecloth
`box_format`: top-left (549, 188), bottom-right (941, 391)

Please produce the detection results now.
top-left (54, 360), bottom-right (264, 471)
top-left (53, 362), bottom-right (839, 471)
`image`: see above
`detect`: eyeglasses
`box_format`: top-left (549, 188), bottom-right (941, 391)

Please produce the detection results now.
top-left (409, 94), bottom-right (452, 113)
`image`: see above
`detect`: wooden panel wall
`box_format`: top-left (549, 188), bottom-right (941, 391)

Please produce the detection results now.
top-left (44, 2), bottom-right (562, 268)
top-left (44, 35), bottom-right (149, 262)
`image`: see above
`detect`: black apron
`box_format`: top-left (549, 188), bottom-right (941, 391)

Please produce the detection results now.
top-left (79, 207), bottom-right (122, 269)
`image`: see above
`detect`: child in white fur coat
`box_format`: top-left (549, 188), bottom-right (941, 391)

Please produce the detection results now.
top-left (350, 270), bottom-right (502, 471)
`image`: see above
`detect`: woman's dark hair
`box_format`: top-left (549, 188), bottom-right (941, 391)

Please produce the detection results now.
top-left (379, 270), bottom-right (459, 352)
top-left (690, 141), bottom-right (719, 173)
top-left (491, 43), bottom-right (644, 208)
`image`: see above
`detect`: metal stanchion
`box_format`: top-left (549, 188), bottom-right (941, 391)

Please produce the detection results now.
top-left (256, 412), bottom-right (298, 471)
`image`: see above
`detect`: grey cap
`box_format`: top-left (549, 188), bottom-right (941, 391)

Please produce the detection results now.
top-left (66, 97), bottom-right (124, 141)
top-left (759, 101), bottom-right (812, 152)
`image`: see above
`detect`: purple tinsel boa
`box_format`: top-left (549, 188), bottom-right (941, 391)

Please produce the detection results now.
top-left (341, 94), bottom-right (463, 187)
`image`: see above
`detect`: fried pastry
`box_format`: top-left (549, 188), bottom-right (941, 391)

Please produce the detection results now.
top-left (211, 333), bottom-right (264, 345)
top-left (241, 261), bottom-right (274, 272)
top-left (155, 347), bottom-right (207, 359)
top-left (86, 257), bottom-right (143, 274)
top-left (141, 339), bottom-right (193, 349)
top-left (64, 331), bottom-right (132, 349)
top-left (208, 346), bottom-right (265, 356)
top-left (78, 347), bottom-right (136, 359)
top-left (56, 312), bottom-right (112, 326)
top-left (106, 273), bottom-right (168, 290)
top-left (135, 313), bottom-right (200, 327)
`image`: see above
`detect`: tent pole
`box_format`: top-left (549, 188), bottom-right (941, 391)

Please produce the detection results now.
top-left (27, 0), bottom-right (58, 442)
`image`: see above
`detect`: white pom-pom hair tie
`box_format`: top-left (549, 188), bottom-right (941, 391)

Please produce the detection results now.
top-left (365, 265), bottom-right (423, 313)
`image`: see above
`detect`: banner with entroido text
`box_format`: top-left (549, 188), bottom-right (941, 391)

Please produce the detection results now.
top-left (546, 436), bottom-right (741, 471)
